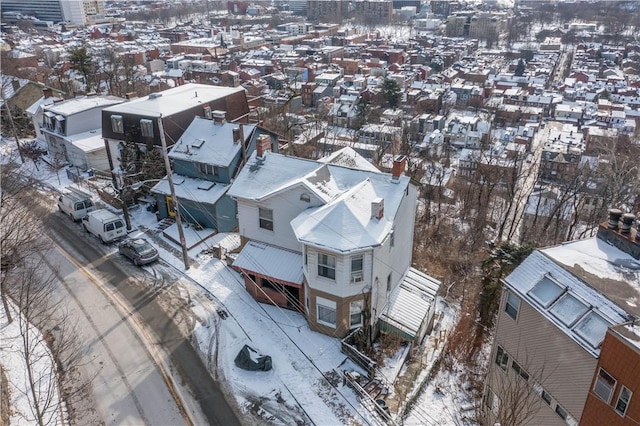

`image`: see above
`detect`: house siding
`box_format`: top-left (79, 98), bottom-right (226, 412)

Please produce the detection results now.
top-left (305, 247), bottom-right (372, 299)
top-left (236, 185), bottom-right (323, 252)
top-left (172, 157), bottom-right (233, 184)
top-left (488, 288), bottom-right (598, 424)
top-left (581, 330), bottom-right (640, 426)
top-left (306, 284), bottom-right (367, 338)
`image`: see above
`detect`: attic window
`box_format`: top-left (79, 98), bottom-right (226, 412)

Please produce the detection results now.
top-left (300, 193), bottom-right (311, 203)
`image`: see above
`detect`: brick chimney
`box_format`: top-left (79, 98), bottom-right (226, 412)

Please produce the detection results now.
top-left (42, 88), bottom-right (53, 99)
top-left (371, 198), bottom-right (384, 220)
top-left (256, 134), bottom-right (271, 158)
top-left (392, 155), bottom-right (407, 181)
top-left (597, 209), bottom-right (640, 259)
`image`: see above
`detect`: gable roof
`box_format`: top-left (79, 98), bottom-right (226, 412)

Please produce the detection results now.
top-left (317, 146), bottom-right (381, 172)
top-left (168, 116), bottom-right (255, 167)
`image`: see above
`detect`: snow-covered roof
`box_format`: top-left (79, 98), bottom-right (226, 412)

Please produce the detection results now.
top-left (316, 146), bottom-right (380, 172)
top-left (379, 268), bottom-right (441, 339)
top-left (66, 129), bottom-right (105, 153)
top-left (44, 95), bottom-right (124, 116)
top-left (103, 84), bottom-right (245, 118)
top-left (233, 240), bottom-right (303, 285)
top-left (25, 95), bottom-right (61, 115)
top-left (151, 173), bottom-right (229, 205)
top-left (504, 247), bottom-right (634, 357)
top-left (169, 117), bottom-right (255, 167)
top-left (229, 150), bottom-right (412, 253)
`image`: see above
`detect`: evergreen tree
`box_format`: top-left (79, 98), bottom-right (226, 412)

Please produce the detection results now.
top-left (514, 58), bottom-right (526, 77)
top-left (382, 78), bottom-right (401, 109)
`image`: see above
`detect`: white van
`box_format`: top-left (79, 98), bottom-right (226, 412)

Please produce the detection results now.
top-left (82, 209), bottom-right (126, 243)
top-left (58, 187), bottom-right (95, 221)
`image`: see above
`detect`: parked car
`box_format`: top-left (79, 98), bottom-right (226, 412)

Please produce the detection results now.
top-left (82, 209), bottom-right (126, 243)
top-left (118, 238), bottom-right (159, 266)
top-left (58, 187), bottom-right (95, 221)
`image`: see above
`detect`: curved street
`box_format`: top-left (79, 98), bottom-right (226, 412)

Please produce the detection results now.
top-left (39, 196), bottom-right (241, 426)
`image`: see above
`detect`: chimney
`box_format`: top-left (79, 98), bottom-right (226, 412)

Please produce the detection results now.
top-left (211, 110), bottom-right (226, 125)
top-left (42, 88), bottom-right (53, 99)
top-left (371, 198), bottom-right (384, 220)
top-left (256, 134), bottom-right (271, 158)
top-left (125, 91), bottom-right (138, 100)
top-left (621, 213), bottom-right (635, 234)
top-left (597, 209), bottom-right (640, 260)
top-left (232, 124), bottom-right (244, 145)
top-left (392, 155), bottom-right (407, 181)
top-left (607, 208), bottom-right (623, 230)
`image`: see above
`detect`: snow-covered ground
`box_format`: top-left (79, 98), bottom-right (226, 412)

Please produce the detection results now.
top-left (1, 139), bottom-right (476, 425)
top-left (0, 303), bottom-right (64, 426)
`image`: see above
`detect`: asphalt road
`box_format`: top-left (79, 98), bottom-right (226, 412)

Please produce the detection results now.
top-left (41, 204), bottom-right (241, 426)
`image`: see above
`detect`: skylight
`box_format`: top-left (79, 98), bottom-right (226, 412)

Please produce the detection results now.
top-left (528, 276), bottom-right (564, 308)
top-left (550, 293), bottom-right (589, 327)
top-left (574, 312), bottom-right (610, 348)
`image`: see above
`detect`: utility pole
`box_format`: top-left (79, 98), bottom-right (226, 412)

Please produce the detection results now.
top-left (158, 115), bottom-right (190, 270)
top-left (4, 102), bottom-right (25, 163)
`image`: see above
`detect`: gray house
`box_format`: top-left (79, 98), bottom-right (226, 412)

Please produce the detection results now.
top-left (150, 113), bottom-right (277, 232)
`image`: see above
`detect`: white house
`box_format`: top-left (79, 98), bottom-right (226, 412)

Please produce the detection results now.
top-left (229, 145), bottom-right (441, 340)
top-left (40, 95), bottom-right (124, 171)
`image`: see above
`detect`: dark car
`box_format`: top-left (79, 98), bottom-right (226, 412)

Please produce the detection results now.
top-left (118, 238), bottom-right (159, 266)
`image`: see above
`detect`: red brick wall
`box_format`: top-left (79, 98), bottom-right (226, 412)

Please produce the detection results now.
top-left (580, 331), bottom-right (640, 425)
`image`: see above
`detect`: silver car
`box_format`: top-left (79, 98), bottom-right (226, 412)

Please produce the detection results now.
top-left (118, 238), bottom-right (159, 266)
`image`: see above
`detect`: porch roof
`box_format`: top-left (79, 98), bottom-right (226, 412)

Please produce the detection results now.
top-left (233, 240), bottom-right (303, 285)
top-left (379, 268), bottom-right (441, 340)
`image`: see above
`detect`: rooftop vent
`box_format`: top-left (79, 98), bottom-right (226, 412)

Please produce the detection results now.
top-left (597, 209), bottom-right (640, 260)
top-left (371, 198), bottom-right (384, 220)
top-left (149, 92), bottom-right (163, 99)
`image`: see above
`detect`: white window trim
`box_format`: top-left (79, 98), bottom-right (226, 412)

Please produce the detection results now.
top-left (316, 296), bottom-right (336, 328)
top-left (351, 255), bottom-right (363, 283)
top-left (318, 252), bottom-right (336, 280)
top-left (258, 207), bottom-right (273, 231)
top-left (593, 368), bottom-right (616, 404)
top-left (349, 300), bottom-right (363, 328)
top-left (615, 385), bottom-right (632, 417)
top-left (505, 291), bottom-right (520, 320)
top-left (140, 118), bottom-right (154, 137)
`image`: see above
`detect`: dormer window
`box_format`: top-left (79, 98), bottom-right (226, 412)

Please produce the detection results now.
top-left (55, 115), bottom-right (65, 134)
top-left (111, 115), bottom-right (124, 133)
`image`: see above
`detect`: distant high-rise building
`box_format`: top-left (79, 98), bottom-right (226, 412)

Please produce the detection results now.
top-left (307, 0), bottom-right (393, 24)
top-left (1, 0), bottom-right (105, 26)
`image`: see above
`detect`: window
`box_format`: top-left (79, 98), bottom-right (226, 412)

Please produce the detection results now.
top-left (318, 253), bottom-right (336, 280)
top-left (258, 207), bottom-right (273, 231)
top-left (615, 386), bottom-right (632, 416)
top-left (140, 119), bottom-right (154, 137)
top-left (390, 228), bottom-right (395, 247)
top-left (495, 346), bottom-right (509, 371)
top-left (555, 404), bottom-right (567, 420)
top-left (541, 390), bottom-right (552, 405)
top-left (505, 291), bottom-right (520, 320)
top-left (197, 162), bottom-right (219, 177)
top-left (349, 300), bottom-right (363, 328)
top-left (528, 276), bottom-right (564, 307)
top-left (111, 115), bottom-right (124, 133)
top-left (317, 297), bottom-right (336, 327)
top-left (550, 293), bottom-right (589, 327)
top-left (574, 311), bottom-right (609, 348)
top-left (594, 368), bottom-right (616, 404)
top-left (484, 387), bottom-right (499, 415)
top-left (105, 223), bottom-right (114, 232)
top-left (351, 255), bottom-right (363, 282)
top-left (511, 361), bottom-right (529, 381)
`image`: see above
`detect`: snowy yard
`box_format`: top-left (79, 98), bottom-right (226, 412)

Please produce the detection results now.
top-left (1, 141), bottom-right (480, 425)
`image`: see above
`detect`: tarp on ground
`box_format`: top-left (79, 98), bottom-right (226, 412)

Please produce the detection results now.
top-left (234, 344), bottom-right (272, 371)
